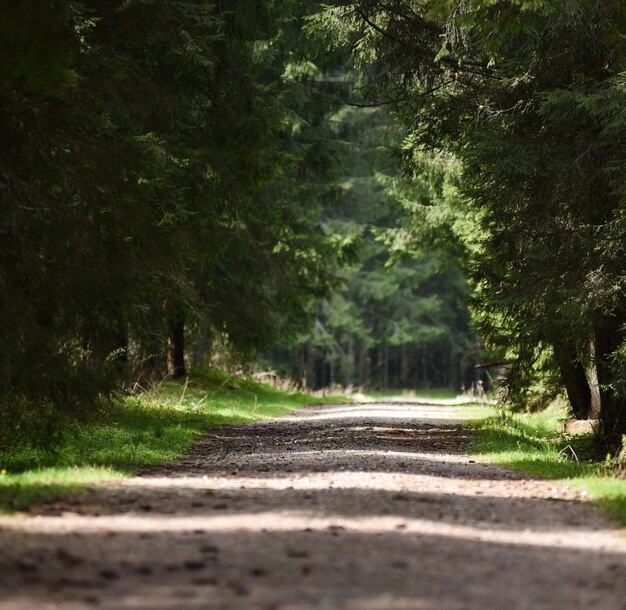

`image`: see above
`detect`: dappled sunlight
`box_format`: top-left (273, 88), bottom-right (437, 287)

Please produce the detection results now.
top-left (0, 509), bottom-right (622, 553)
top-left (358, 395), bottom-right (494, 406)
top-left (280, 403), bottom-right (492, 424)
top-left (116, 470), bottom-right (559, 500)
top-left (180, 447), bottom-right (472, 465)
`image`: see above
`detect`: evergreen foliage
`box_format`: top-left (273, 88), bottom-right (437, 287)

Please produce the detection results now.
top-left (263, 101), bottom-right (478, 390)
top-left (0, 1), bottom-right (338, 445)
top-left (311, 0), bottom-right (626, 447)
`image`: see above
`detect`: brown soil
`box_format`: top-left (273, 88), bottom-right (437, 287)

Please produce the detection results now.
top-left (0, 402), bottom-right (625, 610)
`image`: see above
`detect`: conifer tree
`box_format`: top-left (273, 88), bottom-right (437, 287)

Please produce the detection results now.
top-left (311, 0), bottom-right (626, 446)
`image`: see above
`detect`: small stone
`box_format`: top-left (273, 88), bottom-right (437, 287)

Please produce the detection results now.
top-left (82, 596), bottom-right (99, 605)
top-left (250, 568), bottom-right (267, 577)
top-left (191, 577), bottom-right (217, 586)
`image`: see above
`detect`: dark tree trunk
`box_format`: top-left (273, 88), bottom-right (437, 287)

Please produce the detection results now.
top-left (382, 342), bottom-right (389, 389)
top-left (314, 349), bottom-right (324, 389)
top-left (298, 344), bottom-right (308, 390)
top-left (358, 343), bottom-right (368, 388)
top-left (554, 345), bottom-right (591, 420)
top-left (448, 343), bottom-right (458, 391)
top-left (594, 316), bottom-right (626, 444)
top-left (400, 345), bottom-right (408, 387)
top-left (370, 347), bottom-right (379, 388)
top-left (136, 303), bottom-right (165, 382)
top-left (191, 318), bottom-right (212, 368)
top-left (167, 317), bottom-right (186, 379)
top-left (346, 336), bottom-right (354, 387)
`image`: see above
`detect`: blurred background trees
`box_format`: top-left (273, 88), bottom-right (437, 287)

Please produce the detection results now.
top-left (260, 98), bottom-right (478, 391)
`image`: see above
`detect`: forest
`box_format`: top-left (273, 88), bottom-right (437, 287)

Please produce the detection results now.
top-left (2, 0), bottom-right (626, 453)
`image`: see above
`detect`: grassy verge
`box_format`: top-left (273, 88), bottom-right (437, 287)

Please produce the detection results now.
top-left (0, 368), bottom-right (338, 512)
top-left (469, 407), bottom-right (626, 526)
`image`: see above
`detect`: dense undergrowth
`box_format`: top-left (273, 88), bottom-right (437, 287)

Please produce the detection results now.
top-left (469, 407), bottom-right (626, 525)
top-left (0, 368), bottom-right (335, 512)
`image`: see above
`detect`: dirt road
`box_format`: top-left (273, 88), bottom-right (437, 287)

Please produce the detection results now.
top-left (1, 402), bottom-right (625, 609)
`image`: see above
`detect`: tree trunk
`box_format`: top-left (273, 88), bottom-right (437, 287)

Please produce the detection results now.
top-left (588, 333), bottom-right (601, 419)
top-left (191, 318), bottom-right (212, 368)
top-left (554, 344), bottom-right (591, 420)
top-left (594, 316), bottom-right (626, 444)
top-left (448, 343), bottom-right (457, 391)
top-left (371, 346), bottom-right (379, 388)
top-left (358, 343), bottom-right (368, 388)
top-left (298, 344), bottom-right (308, 390)
top-left (313, 349), bottom-right (324, 389)
top-left (346, 336), bottom-right (354, 388)
top-left (135, 302), bottom-right (164, 382)
top-left (400, 345), bottom-right (408, 387)
top-left (167, 317), bottom-right (186, 379)
top-left (382, 342), bottom-right (389, 389)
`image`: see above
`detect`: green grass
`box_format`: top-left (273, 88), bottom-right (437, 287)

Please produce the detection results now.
top-left (0, 467), bottom-right (125, 512)
top-left (0, 368), bottom-right (338, 512)
top-left (469, 407), bottom-right (626, 525)
top-left (451, 404), bottom-right (496, 420)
